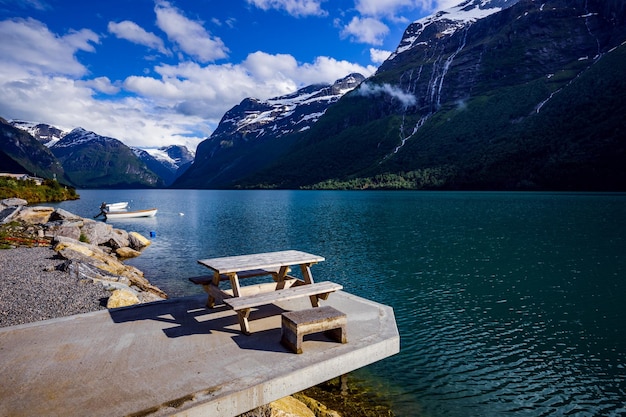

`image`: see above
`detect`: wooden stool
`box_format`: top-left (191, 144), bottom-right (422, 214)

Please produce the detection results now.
top-left (281, 306), bottom-right (347, 354)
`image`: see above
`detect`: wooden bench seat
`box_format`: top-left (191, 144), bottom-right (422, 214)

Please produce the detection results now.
top-left (189, 267), bottom-right (291, 307)
top-left (224, 281), bottom-right (343, 335)
top-left (281, 306), bottom-right (347, 354)
top-left (224, 281), bottom-right (342, 311)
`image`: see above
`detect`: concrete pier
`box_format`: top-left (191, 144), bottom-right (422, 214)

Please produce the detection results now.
top-left (0, 291), bottom-right (399, 416)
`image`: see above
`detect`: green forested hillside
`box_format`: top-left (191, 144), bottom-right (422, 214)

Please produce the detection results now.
top-left (233, 1), bottom-right (626, 191)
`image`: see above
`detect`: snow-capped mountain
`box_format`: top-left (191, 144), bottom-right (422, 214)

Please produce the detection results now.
top-left (210, 73), bottom-right (365, 145)
top-left (141, 146), bottom-right (195, 171)
top-left (1, 117), bottom-right (65, 180)
top-left (52, 127), bottom-right (114, 148)
top-left (50, 128), bottom-right (163, 188)
top-left (390, 0), bottom-right (521, 59)
top-left (176, 0), bottom-right (626, 190)
top-left (9, 120), bottom-right (67, 148)
top-left (174, 73), bottom-right (364, 188)
top-left (132, 145), bottom-right (195, 186)
top-left (7, 120), bottom-right (195, 187)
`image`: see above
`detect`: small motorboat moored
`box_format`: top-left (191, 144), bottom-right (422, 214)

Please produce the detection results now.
top-left (105, 202), bottom-right (129, 211)
top-left (104, 208), bottom-right (157, 219)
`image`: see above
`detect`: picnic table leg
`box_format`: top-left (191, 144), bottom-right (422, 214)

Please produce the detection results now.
top-left (237, 308), bottom-right (252, 335)
top-left (228, 273), bottom-right (252, 334)
top-left (274, 265), bottom-right (290, 290)
top-left (229, 273), bottom-right (242, 297)
top-left (300, 263), bottom-right (319, 307)
top-left (207, 271), bottom-right (221, 308)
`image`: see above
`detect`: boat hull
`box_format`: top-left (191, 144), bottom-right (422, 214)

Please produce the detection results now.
top-left (105, 208), bottom-right (157, 219)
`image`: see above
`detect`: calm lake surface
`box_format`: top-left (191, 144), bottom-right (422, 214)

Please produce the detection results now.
top-left (51, 190), bottom-right (626, 416)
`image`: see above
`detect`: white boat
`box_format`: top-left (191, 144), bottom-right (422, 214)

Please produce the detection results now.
top-left (104, 208), bottom-right (157, 219)
top-left (105, 202), bottom-right (129, 210)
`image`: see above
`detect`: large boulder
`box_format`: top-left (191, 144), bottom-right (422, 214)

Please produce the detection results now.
top-left (115, 247), bottom-right (141, 259)
top-left (128, 231), bottom-right (151, 250)
top-left (54, 237), bottom-right (167, 299)
top-left (107, 228), bottom-right (130, 250)
top-left (0, 206), bottom-right (21, 224)
top-left (1, 198), bottom-right (27, 207)
top-left (14, 206), bottom-right (54, 224)
top-left (107, 289), bottom-right (140, 308)
top-left (54, 237), bottom-right (128, 276)
top-left (45, 223), bottom-right (81, 240)
top-left (59, 259), bottom-right (132, 287)
top-left (269, 396), bottom-right (316, 417)
top-left (80, 220), bottom-right (114, 246)
top-left (49, 208), bottom-right (84, 222)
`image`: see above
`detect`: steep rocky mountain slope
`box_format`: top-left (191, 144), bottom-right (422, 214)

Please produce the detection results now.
top-left (9, 120), bottom-right (67, 147)
top-left (191, 0), bottom-right (626, 190)
top-left (133, 145), bottom-right (195, 186)
top-left (3, 120), bottom-right (194, 188)
top-left (0, 118), bottom-right (66, 181)
top-left (174, 74), bottom-right (365, 188)
top-left (49, 128), bottom-right (163, 188)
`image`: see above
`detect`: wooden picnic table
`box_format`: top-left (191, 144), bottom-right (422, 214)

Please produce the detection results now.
top-left (197, 250), bottom-right (341, 335)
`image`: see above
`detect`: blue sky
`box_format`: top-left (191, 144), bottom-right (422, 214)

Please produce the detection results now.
top-left (0, 0), bottom-right (457, 150)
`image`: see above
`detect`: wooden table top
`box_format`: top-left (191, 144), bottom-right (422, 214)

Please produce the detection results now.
top-left (198, 250), bottom-right (324, 274)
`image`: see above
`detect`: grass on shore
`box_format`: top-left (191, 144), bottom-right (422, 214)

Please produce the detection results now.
top-left (0, 177), bottom-right (78, 203)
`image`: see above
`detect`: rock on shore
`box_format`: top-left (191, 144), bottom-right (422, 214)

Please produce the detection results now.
top-left (0, 198), bottom-right (167, 326)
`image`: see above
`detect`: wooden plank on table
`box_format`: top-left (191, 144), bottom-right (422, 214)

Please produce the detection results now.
top-left (197, 250), bottom-right (324, 274)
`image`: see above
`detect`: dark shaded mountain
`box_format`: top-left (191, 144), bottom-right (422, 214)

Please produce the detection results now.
top-left (0, 149), bottom-right (30, 174)
top-left (186, 0), bottom-right (626, 190)
top-left (132, 145), bottom-right (195, 186)
top-left (0, 117), bottom-right (66, 180)
top-left (173, 73), bottom-right (365, 188)
top-left (50, 128), bottom-right (163, 188)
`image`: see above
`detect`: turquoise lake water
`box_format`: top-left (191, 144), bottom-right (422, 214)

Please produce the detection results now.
top-left (51, 190), bottom-right (626, 416)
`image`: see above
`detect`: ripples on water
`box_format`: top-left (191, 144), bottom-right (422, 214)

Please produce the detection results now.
top-left (361, 193), bottom-right (626, 417)
top-left (54, 191), bottom-right (626, 416)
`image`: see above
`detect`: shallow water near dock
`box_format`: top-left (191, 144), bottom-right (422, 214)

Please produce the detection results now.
top-left (51, 190), bottom-right (626, 416)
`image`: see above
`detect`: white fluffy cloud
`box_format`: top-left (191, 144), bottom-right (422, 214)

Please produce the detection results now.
top-left (357, 82), bottom-right (416, 107)
top-left (77, 76), bottom-right (120, 95)
top-left (2, 0), bottom-right (455, 150)
top-left (370, 48), bottom-right (392, 64)
top-left (124, 51), bottom-right (376, 119)
top-left (355, 0), bottom-right (414, 18)
top-left (0, 17), bottom-right (98, 77)
top-left (356, 0), bottom-right (460, 18)
top-left (154, 0), bottom-right (229, 62)
top-left (108, 20), bottom-right (170, 55)
top-left (0, 14), bottom-right (375, 149)
top-left (246, 0), bottom-right (328, 17)
top-left (341, 16), bottom-right (389, 45)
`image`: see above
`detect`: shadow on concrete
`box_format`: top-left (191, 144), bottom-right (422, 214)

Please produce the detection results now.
top-left (108, 297), bottom-right (238, 338)
top-left (232, 328), bottom-right (340, 354)
top-left (108, 296), bottom-right (290, 341)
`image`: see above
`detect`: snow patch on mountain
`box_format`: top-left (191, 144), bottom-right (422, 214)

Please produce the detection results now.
top-left (141, 148), bottom-right (177, 165)
top-left (211, 73), bottom-right (365, 143)
top-left (9, 120), bottom-right (68, 147)
top-left (52, 127), bottom-right (119, 149)
top-left (390, 0), bottom-right (521, 59)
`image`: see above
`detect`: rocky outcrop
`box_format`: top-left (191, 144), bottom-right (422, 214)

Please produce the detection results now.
top-left (0, 198), bottom-right (167, 308)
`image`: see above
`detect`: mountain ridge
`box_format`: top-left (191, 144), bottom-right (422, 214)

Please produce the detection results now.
top-left (3, 120), bottom-right (194, 188)
top-left (227, 0), bottom-right (626, 190)
top-left (174, 73), bottom-right (365, 188)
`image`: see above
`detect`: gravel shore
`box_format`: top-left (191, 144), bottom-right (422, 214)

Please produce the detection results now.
top-left (0, 247), bottom-right (111, 328)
